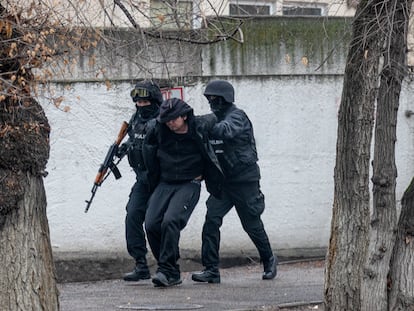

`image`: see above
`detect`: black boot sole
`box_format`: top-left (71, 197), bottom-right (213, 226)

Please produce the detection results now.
top-left (152, 277), bottom-right (182, 287)
top-left (123, 273), bottom-right (151, 282)
top-left (191, 275), bottom-right (220, 283)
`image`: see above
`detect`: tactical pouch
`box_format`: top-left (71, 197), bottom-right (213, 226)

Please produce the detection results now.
top-left (247, 191), bottom-right (265, 217)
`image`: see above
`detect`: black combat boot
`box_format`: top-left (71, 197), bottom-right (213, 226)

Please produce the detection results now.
top-left (123, 259), bottom-right (151, 281)
top-left (262, 255), bottom-right (277, 280)
top-left (152, 271), bottom-right (182, 287)
top-left (191, 266), bottom-right (220, 283)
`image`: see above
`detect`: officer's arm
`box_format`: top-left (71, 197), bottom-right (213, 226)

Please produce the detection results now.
top-left (210, 111), bottom-right (246, 139)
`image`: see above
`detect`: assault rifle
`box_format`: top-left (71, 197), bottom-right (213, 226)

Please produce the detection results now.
top-left (85, 121), bottom-right (129, 213)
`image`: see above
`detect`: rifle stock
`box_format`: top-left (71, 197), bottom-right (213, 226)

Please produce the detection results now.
top-left (85, 121), bottom-right (129, 213)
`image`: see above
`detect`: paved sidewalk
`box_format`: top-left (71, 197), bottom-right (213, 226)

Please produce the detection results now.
top-left (58, 260), bottom-right (325, 311)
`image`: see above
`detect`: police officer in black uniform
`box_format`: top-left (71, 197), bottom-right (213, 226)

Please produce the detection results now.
top-left (192, 80), bottom-right (277, 283)
top-left (118, 80), bottom-right (163, 281)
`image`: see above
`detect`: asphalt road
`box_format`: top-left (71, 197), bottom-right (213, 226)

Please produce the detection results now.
top-left (58, 260), bottom-right (325, 311)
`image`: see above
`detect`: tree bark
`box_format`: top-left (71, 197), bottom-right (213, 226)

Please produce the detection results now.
top-left (0, 3), bottom-right (59, 308)
top-left (326, 1), bottom-right (414, 310)
top-left (324, 1), bottom-right (382, 310)
top-left (388, 178), bottom-right (414, 310)
top-left (0, 172), bottom-right (59, 310)
top-left (360, 1), bottom-right (412, 310)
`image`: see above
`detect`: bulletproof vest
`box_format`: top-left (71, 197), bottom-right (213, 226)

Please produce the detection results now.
top-left (209, 109), bottom-right (259, 181)
top-left (127, 114), bottom-right (156, 172)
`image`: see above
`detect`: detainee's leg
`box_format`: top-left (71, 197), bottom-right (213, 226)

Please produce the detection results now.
top-left (153, 181), bottom-right (201, 287)
top-left (145, 183), bottom-right (174, 262)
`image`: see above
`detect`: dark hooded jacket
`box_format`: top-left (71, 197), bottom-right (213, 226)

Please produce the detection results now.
top-left (143, 98), bottom-right (223, 197)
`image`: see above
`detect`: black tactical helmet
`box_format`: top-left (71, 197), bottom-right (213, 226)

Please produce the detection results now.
top-left (130, 80), bottom-right (163, 105)
top-left (204, 80), bottom-right (234, 103)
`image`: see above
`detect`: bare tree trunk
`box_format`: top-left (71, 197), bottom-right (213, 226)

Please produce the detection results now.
top-left (326, 0), bottom-right (414, 309)
top-left (388, 178), bottom-right (414, 310)
top-left (324, 1), bottom-right (382, 310)
top-left (0, 88), bottom-right (58, 310)
top-left (360, 1), bottom-right (412, 310)
top-left (0, 172), bottom-right (59, 310)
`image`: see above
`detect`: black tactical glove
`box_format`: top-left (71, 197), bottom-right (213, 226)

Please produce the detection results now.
top-left (116, 142), bottom-right (129, 159)
top-left (196, 113), bottom-right (218, 133)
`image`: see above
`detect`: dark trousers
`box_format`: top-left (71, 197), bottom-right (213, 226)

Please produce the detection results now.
top-left (145, 180), bottom-right (201, 277)
top-left (201, 181), bottom-right (273, 268)
top-left (125, 180), bottom-right (151, 263)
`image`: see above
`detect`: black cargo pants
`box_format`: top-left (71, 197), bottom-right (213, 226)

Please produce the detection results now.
top-left (145, 180), bottom-right (201, 278)
top-left (125, 180), bottom-right (152, 263)
top-left (201, 180), bottom-right (273, 268)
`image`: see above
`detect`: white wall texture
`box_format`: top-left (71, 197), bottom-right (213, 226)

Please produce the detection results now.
top-left (41, 76), bottom-right (414, 259)
top-left (38, 17), bottom-right (414, 260)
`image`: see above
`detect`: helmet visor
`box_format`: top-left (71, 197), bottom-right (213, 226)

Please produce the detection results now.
top-left (130, 87), bottom-right (150, 100)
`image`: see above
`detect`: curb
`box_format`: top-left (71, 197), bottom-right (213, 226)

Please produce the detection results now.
top-left (53, 249), bottom-right (326, 283)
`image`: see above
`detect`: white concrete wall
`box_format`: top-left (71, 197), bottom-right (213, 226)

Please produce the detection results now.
top-left (41, 76), bottom-right (414, 258)
top-left (38, 16), bottom-right (414, 260)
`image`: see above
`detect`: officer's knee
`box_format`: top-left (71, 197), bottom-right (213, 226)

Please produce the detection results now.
top-left (145, 219), bottom-right (158, 234)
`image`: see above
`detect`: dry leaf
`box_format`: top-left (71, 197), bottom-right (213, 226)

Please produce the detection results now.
top-left (105, 80), bottom-right (111, 90)
top-left (6, 22), bottom-right (12, 38)
top-left (88, 54), bottom-right (96, 67)
top-left (53, 96), bottom-right (64, 108)
top-left (285, 54), bottom-right (291, 63)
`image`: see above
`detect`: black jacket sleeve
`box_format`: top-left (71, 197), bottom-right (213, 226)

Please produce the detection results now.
top-left (142, 122), bottom-right (160, 193)
top-left (194, 114), bottom-right (224, 198)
